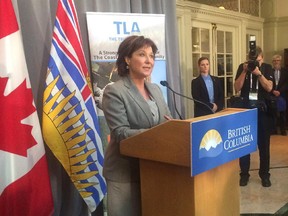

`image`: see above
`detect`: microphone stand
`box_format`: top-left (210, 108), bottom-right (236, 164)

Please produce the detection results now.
top-left (160, 81), bottom-right (214, 116)
top-left (172, 90), bottom-right (183, 120)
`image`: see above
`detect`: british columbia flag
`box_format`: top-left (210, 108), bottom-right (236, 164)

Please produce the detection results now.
top-left (42, 0), bottom-right (106, 212)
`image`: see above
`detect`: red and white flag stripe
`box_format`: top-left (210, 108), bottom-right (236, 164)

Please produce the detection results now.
top-left (0, 0), bottom-right (54, 215)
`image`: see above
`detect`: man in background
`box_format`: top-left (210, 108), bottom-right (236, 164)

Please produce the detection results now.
top-left (271, 54), bottom-right (288, 136)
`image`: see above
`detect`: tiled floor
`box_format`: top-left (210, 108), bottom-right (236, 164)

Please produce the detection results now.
top-left (240, 134), bottom-right (288, 215)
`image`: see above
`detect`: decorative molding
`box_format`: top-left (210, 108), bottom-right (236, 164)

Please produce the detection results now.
top-left (260, 0), bottom-right (274, 18)
top-left (177, 0), bottom-right (264, 23)
top-left (264, 16), bottom-right (288, 24)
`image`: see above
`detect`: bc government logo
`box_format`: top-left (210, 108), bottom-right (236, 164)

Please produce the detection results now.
top-left (199, 129), bottom-right (223, 158)
top-left (191, 109), bottom-right (258, 176)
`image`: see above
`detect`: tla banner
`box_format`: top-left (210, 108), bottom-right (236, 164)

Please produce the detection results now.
top-left (86, 12), bottom-right (166, 151)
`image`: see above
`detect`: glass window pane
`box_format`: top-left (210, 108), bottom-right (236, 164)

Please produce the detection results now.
top-left (192, 28), bottom-right (200, 52)
top-left (201, 29), bottom-right (210, 52)
top-left (226, 32), bottom-right (232, 53)
top-left (217, 31), bottom-right (224, 53)
top-left (217, 54), bottom-right (224, 76)
top-left (193, 53), bottom-right (200, 77)
top-left (226, 77), bottom-right (234, 97)
top-left (226, 54), bottom-right (233, 75)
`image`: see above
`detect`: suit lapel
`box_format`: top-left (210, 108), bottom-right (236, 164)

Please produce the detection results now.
top-left (123, 77), bottom-right (154, 126)
top-left (212, 76), bottom-right (218, 97)
top-left (278, 69), bottom-right (286, 87)
top-left (145, 82), bottom-right (163, 123)
top-left (199, 76), bottom-right (210, 101)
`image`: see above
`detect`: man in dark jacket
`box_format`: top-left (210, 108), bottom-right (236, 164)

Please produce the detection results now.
top-left (271, 54), bottom-right (288, 135)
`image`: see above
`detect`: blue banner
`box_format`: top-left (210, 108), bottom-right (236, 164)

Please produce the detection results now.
top-left (191, 109), bottom-right (258, 176)
top-left (86, 13), bottom-right (167, 152)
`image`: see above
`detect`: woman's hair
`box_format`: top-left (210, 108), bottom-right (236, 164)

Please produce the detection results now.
top-left (116, 35), bottom-right (158, 76)
top-left (198, 56), bottom-right (209, 66)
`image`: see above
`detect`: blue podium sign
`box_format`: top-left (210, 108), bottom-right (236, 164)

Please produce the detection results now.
top-left (191, 109), bottom-right (257, 176)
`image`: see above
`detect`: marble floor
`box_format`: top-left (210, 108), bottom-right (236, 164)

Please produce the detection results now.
top-left (240, 134), bottom-right (288, 215)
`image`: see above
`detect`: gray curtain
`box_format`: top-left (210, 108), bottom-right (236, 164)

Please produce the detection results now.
top-left (12, 0), bottom-right (182, 215)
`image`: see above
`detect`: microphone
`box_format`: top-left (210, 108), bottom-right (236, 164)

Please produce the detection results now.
top-left (160, 80), bottom-right (169, 87)
top-left (160, 81), bottom-right (214, 116)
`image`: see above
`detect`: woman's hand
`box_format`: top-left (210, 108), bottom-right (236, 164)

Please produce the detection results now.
top-left (212, 103), bottom-right (218, 112)
top-left (164, 115), bottom-right (172, 120)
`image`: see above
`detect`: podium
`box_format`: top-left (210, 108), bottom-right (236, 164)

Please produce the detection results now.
top-left (120, 108), bottom-right (257, 216)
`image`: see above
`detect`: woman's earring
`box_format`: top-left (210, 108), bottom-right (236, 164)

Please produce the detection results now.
top-left (126, 65), bottom-right (129, 69)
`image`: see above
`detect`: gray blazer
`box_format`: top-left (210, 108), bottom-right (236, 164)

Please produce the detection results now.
top-left (102, 76), bottom-right (171, 182)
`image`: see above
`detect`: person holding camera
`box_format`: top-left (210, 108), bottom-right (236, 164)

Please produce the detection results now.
top-left (234, 46), bottom-right (274, 187)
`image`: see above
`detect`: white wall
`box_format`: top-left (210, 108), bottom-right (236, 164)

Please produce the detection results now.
top-left (262, 0), bottom-right (288, 65)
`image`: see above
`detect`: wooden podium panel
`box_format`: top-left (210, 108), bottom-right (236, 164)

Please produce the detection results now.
top-left (121, 108), bottom-right (248, 216)
top-left (140, 159), bottom-right (239, 216)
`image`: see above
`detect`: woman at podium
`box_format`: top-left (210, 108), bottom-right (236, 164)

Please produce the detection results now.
top-left (102, 35), bottom-right (172, 216)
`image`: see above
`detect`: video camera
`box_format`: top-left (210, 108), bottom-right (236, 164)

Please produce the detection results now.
top-left (247, 35), bottom-right (259, 72)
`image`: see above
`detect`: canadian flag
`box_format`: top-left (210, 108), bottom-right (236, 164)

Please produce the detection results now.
top-left (0, 0), bottom-right (54, 215)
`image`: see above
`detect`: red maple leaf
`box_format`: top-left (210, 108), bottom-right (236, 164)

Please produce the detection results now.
top-left (0, 77), bottom-right (37, 157)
